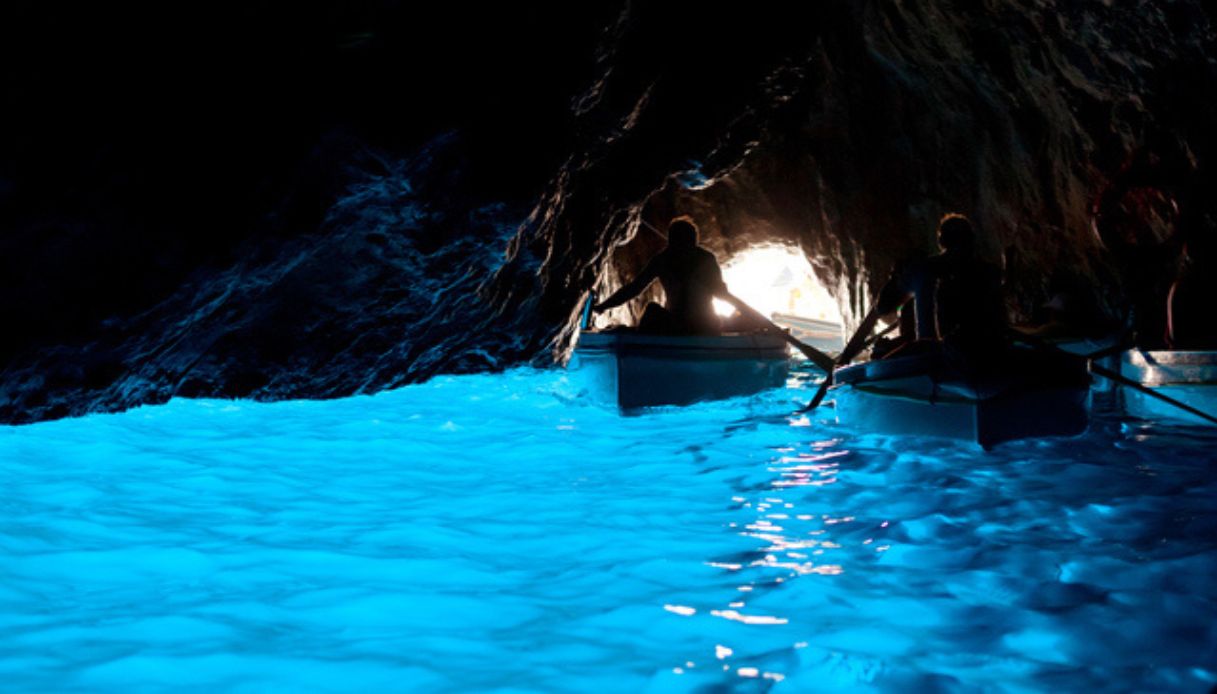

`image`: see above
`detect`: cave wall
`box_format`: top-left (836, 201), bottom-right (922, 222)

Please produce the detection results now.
top-left (3, 0), bottom-right (1215, 423)
top-left (0, 0), bottom-right (620, 423)
top-left (494, 0), bottom-right (1217, 362)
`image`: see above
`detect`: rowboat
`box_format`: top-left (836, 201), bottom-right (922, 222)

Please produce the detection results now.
top-left (1119, 350), bottom-right (1217, 425)
top-left (831, 346), bottom-right (1091, 449)
top-left (572, 331), bottom-right (790, 410)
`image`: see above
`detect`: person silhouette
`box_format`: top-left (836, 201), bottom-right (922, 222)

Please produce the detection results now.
top-left (839, 213), bottom-right (1006, 365)
top-left (592, 218), bottom-right (727, 335)
top-left (931, 214), bottom-right (1007, 358)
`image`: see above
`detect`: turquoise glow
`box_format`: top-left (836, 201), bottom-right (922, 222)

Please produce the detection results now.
top-left (2, 369), bottom-right (1215, 691)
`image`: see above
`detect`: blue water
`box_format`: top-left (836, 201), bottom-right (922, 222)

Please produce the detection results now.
top-left (2, 369), bottom-right (1215, 692)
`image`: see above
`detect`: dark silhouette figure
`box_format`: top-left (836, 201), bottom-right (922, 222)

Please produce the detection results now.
top-left (932, 214), bottom-right (1008, 356)
top-left (841, 213), bottom-right (1007, 365)
top-left (592, 219), bottom-right (726, 335)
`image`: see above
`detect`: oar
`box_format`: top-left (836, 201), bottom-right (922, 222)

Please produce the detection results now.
top-left (799, 307), bottom-right (893, 412)
top-left (1010, 332), bottom-right (1217, 426)
top-left (718, 291), bottom-right (836, 372)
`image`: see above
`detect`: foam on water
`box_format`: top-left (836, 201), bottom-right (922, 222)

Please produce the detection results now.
top-left (1, 369), bottom-right (1215, 692)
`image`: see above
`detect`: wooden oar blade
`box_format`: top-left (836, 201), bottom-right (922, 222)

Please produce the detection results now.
top-left (799, 373), bottom-right (834, 413)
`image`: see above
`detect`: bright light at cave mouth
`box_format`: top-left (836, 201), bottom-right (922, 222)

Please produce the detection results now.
top-left (714, 246), bottom-right (843, 326)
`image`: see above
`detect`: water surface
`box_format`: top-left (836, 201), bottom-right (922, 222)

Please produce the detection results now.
top-left (2, 369), bottom-right (1215, 692)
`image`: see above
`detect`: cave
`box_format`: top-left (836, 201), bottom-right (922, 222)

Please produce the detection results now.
top-left (4, 3), bottom-right (1217, 690)
top-left (1, 0), bottom-right (1215, 424)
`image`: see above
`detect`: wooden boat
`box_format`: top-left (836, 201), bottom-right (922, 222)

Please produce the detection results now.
top-left (771, 313), bottom-right (845, 354)
top-left (831, 346), bottom-right (1091, 448)
top-left (1119, 350), bottom-right (1217, 425)
top-left (572, 330), bottom-right (790, 410)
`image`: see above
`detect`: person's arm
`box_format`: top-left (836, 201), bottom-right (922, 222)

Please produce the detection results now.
top-left (838, 271), bottom-right (911, 363)
top-left (593, 255), bottom-right (663, 312)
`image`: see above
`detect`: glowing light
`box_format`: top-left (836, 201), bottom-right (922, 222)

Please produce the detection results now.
top-left (664, 604), bottom-right (696, 616)
top-left (713, 246), bottom-right (843, 325)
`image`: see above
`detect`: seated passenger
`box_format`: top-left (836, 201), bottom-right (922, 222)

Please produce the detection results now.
top-left (839, 213), bottom-right (1007, 366)
top-left (932, 214), bottom-right (1008, 359)
top-left (592, 218), bottom-right (727, 335)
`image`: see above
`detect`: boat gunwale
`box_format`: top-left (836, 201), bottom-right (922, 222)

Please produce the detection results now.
top-left (1122, 350), bottom-right (1217, 387)
top-left (576, 331), bottom-right (790, 360)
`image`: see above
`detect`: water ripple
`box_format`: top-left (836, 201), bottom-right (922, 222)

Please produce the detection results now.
top-left (1, 368), bottom-right (1215, 692)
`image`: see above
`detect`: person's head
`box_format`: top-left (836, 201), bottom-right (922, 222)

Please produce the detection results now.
top-left (668, 218), bottom-right (698, 248)
top-left (937, 213), bottom-right (975, 254)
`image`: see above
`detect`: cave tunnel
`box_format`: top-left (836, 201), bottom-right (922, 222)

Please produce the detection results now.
top-left (587, 171), bottom-right (848, 345)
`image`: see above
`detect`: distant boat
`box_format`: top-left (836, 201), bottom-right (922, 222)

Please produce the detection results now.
top-left (1119, 350), bottom-right (1217, 425)
top-left (572, 331), bottom-right (789, 411)
top-left (770, 312), bottom-right (845, 354)
top-left (831, 346), bottom-right (1091, 449)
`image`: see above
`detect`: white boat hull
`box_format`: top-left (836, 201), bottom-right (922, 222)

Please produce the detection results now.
top-left (832, 348), bottom-right (1091, 448)
top-left (1120, 350), bottom-right (1217, 425)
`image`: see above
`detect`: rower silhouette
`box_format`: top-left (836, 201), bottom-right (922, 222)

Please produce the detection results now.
top-left (592, 218), bottom-right (727, 335)
top-left (841, 213), bottom-right (1007, 365)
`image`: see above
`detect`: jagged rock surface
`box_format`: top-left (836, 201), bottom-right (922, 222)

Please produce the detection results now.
top-left (2, 0), bottom-right (1215, 423)
top-left (496, 0), bottom-right (1217, 356)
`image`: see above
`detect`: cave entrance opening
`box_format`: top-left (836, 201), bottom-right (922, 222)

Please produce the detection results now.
top-left (714, 245), bottom-right (845, 349)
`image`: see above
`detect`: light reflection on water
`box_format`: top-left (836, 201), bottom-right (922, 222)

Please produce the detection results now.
top-left (0, 367), bottom-right (1215, 692)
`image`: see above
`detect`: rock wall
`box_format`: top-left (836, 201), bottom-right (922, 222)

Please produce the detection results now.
top-left (2, 0), bottom-right (1215, 423)
top-left (496, 0), bottom-right (1217, 359)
